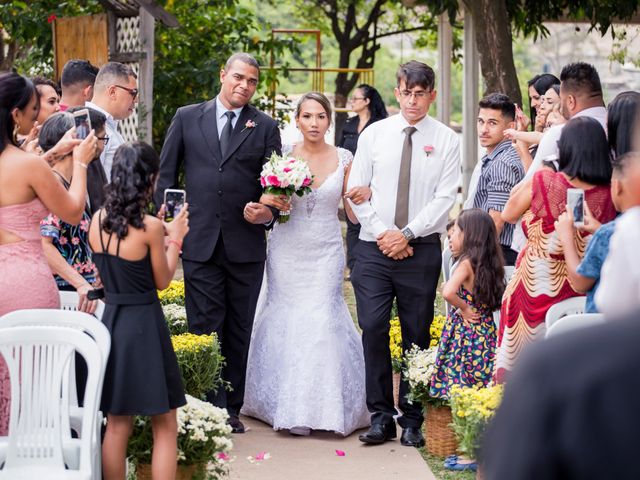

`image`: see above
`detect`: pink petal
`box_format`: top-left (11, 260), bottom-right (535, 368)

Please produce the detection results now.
top-left (217, 452), bottom-right (230, 461)
top-left (255, 452), bottom-right (266, 461)
top-left (335, 450), bottom-right (346, 456)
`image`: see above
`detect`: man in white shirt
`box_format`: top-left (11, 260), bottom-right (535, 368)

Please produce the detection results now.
top-left (86, 62), bottom-right (138, 182)
top-left (348, 60), bottom-right (460, 448)
top-left (525, 62), bottom-right (606, 181)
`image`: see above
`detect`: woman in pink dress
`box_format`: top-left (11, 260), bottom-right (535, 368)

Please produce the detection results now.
top-left (0, 72), bottom-right (97, 435)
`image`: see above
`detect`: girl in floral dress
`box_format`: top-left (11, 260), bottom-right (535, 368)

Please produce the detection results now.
top-left (430, 209), bottom-right (505, 400)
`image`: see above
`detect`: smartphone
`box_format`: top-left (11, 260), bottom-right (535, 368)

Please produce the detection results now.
top-left (164, 189), bottom-right (186, 222)
top-left (72, 108), bottom-right (92, 140)
top-left (567, 188), bottom-right (585, 227)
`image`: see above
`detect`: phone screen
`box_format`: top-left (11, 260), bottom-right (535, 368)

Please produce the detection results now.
top-left (567, 189), bottom-right (585, 225)
top-left (164, 190), bottom-right (186, 222)
top-left (73, 109), bottom-right (92, 140)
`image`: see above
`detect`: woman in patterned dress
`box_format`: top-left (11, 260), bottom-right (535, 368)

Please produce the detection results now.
top-left (495, 117), bottom-right (617, 383)
top-left (430, 209), bottom-right (505, 399)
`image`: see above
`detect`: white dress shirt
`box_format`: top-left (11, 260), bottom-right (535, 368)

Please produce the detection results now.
top-left (85, 101), bottom-right (125, 182)
top-left (524, 106), bottom-right (607, 181)
top-left (215, 96), bottom-right (244, 138)
top-left (595, 207), bottom-right (640, 317)
top-left (347, 113), bottom-right (461, 241)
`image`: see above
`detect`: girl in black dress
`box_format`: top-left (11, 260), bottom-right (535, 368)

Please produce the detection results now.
top-left (89, 142), bottom-right (189, 480)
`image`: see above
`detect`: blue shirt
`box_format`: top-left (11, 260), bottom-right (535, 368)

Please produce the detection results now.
top-left (472, 140), bottom-right (525, 247)
top-left (576, 219), bottom-right (617, 313)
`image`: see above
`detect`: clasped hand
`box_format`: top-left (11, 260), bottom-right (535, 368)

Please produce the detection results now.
top-left (377, 230), bottom-right (413, 260)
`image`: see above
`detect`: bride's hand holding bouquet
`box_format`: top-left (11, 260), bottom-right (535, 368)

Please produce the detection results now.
top-left (259, 152), bottom-right (313, 223)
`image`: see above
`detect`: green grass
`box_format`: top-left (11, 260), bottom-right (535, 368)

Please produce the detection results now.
top-left (420, 450), bottom-right (477, 480)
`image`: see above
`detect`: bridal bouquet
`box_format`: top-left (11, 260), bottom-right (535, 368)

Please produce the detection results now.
top-left (260, 152), bottom-right (313, 223)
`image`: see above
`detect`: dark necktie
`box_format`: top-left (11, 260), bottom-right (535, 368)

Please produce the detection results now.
top-left (394, 126), bottom-right (417, 229)
top-left (220, 110), bottom-right (235, 156)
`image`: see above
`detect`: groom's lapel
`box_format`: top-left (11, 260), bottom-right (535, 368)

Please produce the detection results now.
top-left (221, 105), bottom-right (259, 166)
top-left (199, 99), bottom-right (222, 162)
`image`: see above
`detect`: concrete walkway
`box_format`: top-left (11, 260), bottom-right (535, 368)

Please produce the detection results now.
top-left (228, 415), bottom-right (436, 480)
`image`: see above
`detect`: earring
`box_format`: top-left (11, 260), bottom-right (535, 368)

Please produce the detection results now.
top-left (12, 123), bottom-right (19, 144)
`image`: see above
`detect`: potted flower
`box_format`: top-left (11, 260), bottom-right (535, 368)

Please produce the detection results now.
top-left (449, 384), bottom-right (503, 461)
top-left (162, 303), bottom-right (189, 336)
top-left (129, 394), bottom-right (233, 480)
top-left (172, 332), bottom-right (226, 401)
top-left (158, 279), bottom-right (185, 305)
top-left (389, 315), bottom-right (446, 406)
top-left (403, 344), bottom-right (457, 457)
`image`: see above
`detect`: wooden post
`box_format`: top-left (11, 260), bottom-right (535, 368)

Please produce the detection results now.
top-left (138, 8), bottom-right (154, 144)
top-left (436, 13), bottom-right (452, 126)
top-left (462, 7), bottom-right (479, 199)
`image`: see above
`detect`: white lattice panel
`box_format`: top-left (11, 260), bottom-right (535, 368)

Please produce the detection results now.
top-left (116, 16), bottom-right (140, 53)
top-left (118, 62), bottom-right (139, 142)
top-left (115, 17), bottom-right (140, 142)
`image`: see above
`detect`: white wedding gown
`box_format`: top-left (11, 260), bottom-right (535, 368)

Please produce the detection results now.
top-left (241, 146), bottom-right (370, 435)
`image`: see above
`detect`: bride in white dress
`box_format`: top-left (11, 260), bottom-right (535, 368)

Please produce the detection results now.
top-left (241, 92), bottom-right (370, 436)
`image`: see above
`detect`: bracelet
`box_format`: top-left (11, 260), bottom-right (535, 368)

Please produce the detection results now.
top-left (168, 239), bottom-right (183, 251)
top-left (74, 162), bottom-right (88, 169)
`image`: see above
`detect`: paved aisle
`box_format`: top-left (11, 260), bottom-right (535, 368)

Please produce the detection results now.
top-left (228, 416), bottom-right (436, 480)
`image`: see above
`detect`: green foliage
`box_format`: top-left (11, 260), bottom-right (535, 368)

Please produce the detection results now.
top-left (0, 1), bottom-right (100, 74)
top-left (152, 0), bottom-right (296, 150)
top-left (171, 333), bottom-right (225, 400)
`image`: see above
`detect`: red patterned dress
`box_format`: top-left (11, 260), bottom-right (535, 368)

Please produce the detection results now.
top-left (495, 170), bottom-right (616, 383)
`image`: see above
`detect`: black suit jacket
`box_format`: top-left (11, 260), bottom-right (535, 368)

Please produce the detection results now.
top-left (156, 98), bottom-right (281, 263)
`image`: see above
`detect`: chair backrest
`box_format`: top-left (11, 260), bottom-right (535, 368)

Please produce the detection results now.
top-left (545, 297), bottom-right (587, 329)
top-left (545, 313), bottom-right (606, 339)
top-left (0, 325), bottom-right (102, 475)
top-left (59, 291), bottom-right (105, 320)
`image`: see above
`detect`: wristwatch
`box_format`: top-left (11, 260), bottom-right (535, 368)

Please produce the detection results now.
top-left (401, 227), bottom-right (415, 241)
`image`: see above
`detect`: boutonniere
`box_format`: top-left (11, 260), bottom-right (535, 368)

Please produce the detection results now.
top-left (423, 145), bottom-right (434, 157)
top-left (241, 119), bottom-right (257, 133)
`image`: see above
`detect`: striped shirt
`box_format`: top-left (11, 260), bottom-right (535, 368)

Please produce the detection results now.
top-left (472, 140), bottom-right (525, 247)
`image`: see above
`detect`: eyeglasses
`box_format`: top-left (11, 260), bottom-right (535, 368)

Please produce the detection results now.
top-left (399, 90), bottom-right (430, 99)
top-left (97, 136), bottom-right (109, 145)
top-left (349, 96), bottom-right (365, 102)
top-left (114, 85), bottom-right (139, 99)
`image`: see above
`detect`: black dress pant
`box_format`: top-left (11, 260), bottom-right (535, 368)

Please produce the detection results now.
top-left (345, 217), bottom-right (361, 272)
top-left (351, 240), bottom-right (442, 428)
top-left (182, 236), bottom-right (264, 416)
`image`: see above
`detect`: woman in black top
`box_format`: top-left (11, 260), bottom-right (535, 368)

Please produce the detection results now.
top-left (338, 84), bottom-right (387, 274)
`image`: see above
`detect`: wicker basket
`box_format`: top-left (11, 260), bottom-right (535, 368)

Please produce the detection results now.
top-left (392, 372), bottom-right (401, 407)
top-left (424, 403), bottom-right (458, 457)
top-left (136, 463), bottom-right (200, 480)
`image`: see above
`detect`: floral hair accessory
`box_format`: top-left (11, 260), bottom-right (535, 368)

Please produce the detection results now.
top-left (423, 145), bottom-right (434, 157)
top-left (241, 119), bottom-right (257, 132)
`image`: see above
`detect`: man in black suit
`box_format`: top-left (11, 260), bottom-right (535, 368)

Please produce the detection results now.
top-left (156, 53), bottom-right (281, 434)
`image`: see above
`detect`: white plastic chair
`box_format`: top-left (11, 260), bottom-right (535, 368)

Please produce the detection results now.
top-left (545, 297), bottom-right (587, 330)
top-left (0, 325), bottom-right (103, 479)
top-left (545, 313), bottom-right (606, 339)
top-left (0, 310), bottom-right (110, 480)
top-left (58, 291), bottom-right (105, 320)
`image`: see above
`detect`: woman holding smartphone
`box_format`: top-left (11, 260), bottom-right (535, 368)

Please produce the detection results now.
top-left (88, 142), bottom-right (189, 480)
top-left (495, 117), bottom-right (616, 383)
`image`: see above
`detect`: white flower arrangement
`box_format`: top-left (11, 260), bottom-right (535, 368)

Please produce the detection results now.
top-left (403, 344), bottom-right (439, 405)
top-left (162, 303), bottom-right (188, 335)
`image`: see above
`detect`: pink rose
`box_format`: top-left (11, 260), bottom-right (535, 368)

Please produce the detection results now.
top-left (423, 145), bottom-right (434, 156)
top-left (302, 177), bottom-right (312, 187)
top-left (283, 167), bottom-right (292, 173)
top-left (267, 175), bottom-right (280, 187)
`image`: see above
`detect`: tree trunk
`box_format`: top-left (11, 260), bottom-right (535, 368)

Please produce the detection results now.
top-left (464, 0), bottom-right (522, 105)
top-left (334, 49), bottom-right (360, 144)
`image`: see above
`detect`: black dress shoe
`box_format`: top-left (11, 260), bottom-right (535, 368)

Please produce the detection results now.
top-left (400, 427), bottom-right (425, 447)
top-left (228, 415), bottom-right (245, 434)
top-left (359, 423), bottom-right (397, 444)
